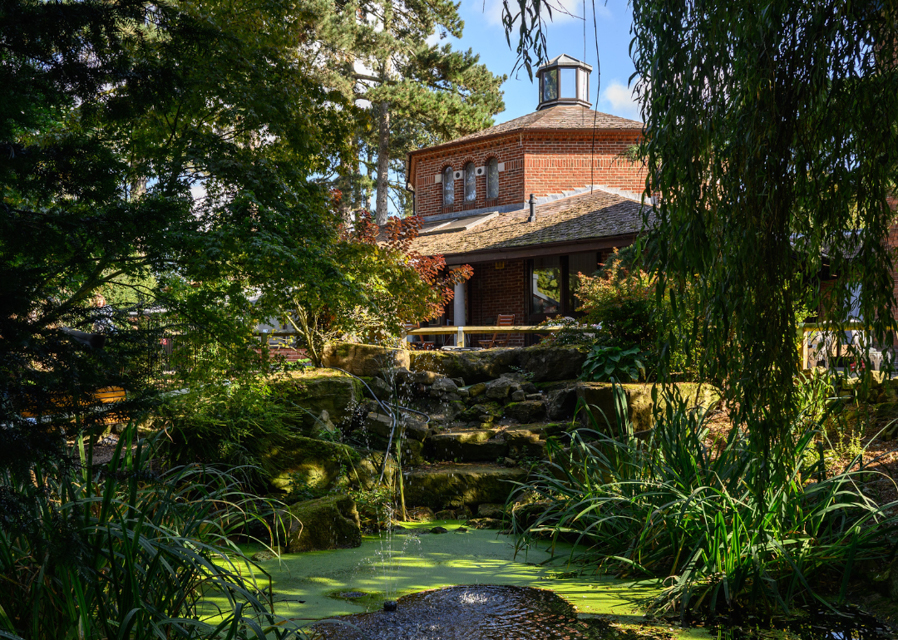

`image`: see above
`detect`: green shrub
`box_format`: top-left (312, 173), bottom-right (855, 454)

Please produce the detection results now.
top-left (581, 346), bottom-right (647, 382)
top-left (155, 378), bottom-right (307, 488)
top-left (513, 388), bottom-right (896, 615)
top-left (0, 426), bottom-right (306, 639)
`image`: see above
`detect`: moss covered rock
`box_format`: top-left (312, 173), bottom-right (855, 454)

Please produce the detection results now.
top-left (268, 369), bottom-right (364, 434)
top-left (286, 495), bottom-right (362, 552)
top-left (403, 463), bottom-right (527, 510)
top-left (576, 382), bottom-right (719, 433)
top-left (410, 346), bottom-right (588, 384)
top-left (268, 436), bottom-right (360, 493)
top-left (322, 342), bottom-right (410, 377)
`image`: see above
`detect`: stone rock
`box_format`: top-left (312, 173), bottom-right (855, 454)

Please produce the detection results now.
top-left (510, 390), bottom-right (526, 402)
top-left (414, 370), bottom-right (441, 385)
top-left (268, 370), bottom-right (365, 434)
top-left (322, 342), bottom-right (410, 377)
top-left (403, 464), bottom-right (528, 510)
top-left (286, 495), bottom-right (362, 552)
top-left (457, 388), bottom-right (470, 398)
top-left (251, 550), bottom-right (277, 561)
top-left (477, 503), bottom-right (506, 518)
top-left (525, 393), bottom-right (543, 402)
top-left (430, 526), bottom-right (449, 534)
top-left (547, 386), bottom-right (579, 421)
top-left (466, 517), bottom-right (503, 530)
top-left (468, 383), bottom-right (487, 398)
top-left (267, 436), bottom-right (361, 494)
top-left (431, 377), bottom-right (459, 395)
top-left (575, 382), bottom-right (718, 433)
top-left (434, 509), bottom-right (456, 520)
top-left (364, 411), bottom-right (394, 440)
top-left (366, 376), bottom-right (393, 401)
top-left (444, 392), bottom-right (463, 403)
top-left (400, 438), bottom-right (425, 465)
top-left (460, 402), bottom-right (503, 423)
top-left (407, 506), bottom-right (435, 522)
top-left (402, 416), bottom-right (430, 441)
top-left (522, 382), bottom-right (539, 394)
top-left (426, 430), bottom-right (508, 462)
top-left (451, 377), bottom-right (466, 388)
top-left (315, 409), bottom-right (337, 437)
top-left (503, 400), bottom-right (546, 424)
top-left (353, 453), bottom-right (398, 490)
top-left (485, 377), bottom-right (520, 400)
top-left (408, 346), bottom-right (588, 384)
top-left (517, 346), bottom-right (588, 383)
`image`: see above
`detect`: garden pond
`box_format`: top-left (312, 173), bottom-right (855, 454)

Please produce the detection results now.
top-left (223, 521), bottom-right (893, 640)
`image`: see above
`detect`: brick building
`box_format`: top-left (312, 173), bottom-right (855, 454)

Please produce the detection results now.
top-left (405, 54), bottom-right (650, 345)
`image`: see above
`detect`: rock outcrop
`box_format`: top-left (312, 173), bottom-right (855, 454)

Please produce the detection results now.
top-left (286, 495), bottom-right (362, 552)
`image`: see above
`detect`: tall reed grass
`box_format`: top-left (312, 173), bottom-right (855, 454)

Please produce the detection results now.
top-left (513, 386), bottom-right (897, 616)
top-left (0, 425), bottom-right (305, 640)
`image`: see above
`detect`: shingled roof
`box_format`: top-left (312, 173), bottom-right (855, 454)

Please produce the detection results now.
top-left (409, 105), bottom-right (643, 157)
top-left (411, 189), bottom-right (651, 260)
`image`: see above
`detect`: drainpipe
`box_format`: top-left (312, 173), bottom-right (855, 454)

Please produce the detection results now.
top-left (528, 194), bottom-right (536, 223)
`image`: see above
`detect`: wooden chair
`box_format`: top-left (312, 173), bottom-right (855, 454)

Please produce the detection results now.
top-left (479, 314), bottom-right (515, 349)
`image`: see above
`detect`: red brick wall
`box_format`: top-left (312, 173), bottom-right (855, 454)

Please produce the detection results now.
top-left (524, 131), bottom-right (646, 197)
top-left (411, 129), bottom-right (646, 218)
top-left (468, 259), bottom-right (527, 347)
top-left (413, 136), bottom-right (525, 219)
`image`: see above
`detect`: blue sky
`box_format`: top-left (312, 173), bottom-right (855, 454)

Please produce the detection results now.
top-left (432, 0), bottom-right (641, 124)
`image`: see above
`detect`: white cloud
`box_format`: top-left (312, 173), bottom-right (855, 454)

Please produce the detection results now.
top-left (602, 79), bottom-right (642, 121)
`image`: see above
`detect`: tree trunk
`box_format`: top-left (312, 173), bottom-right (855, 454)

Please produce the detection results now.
top-left (375, 100), bottom-right (391, 225)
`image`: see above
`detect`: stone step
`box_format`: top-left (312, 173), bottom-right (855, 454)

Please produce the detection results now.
top-left (424, 423), bottom-right (564, 462)
top-left (402, 463), bottom-right (528, 511)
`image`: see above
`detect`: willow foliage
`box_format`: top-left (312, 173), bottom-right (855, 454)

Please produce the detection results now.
top-left (630, 0), bottom-right (898, 472)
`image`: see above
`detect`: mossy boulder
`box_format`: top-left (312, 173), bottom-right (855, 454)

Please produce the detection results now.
top-left (268, 370), bottom-right (364, 434)
top-left (503, 400), bottom-right (546, 423)
top-left (268, 436), bottom-right (360, 493)
top-left (286, 495), bottom-right (362, 552)
top-left (575, 382), bottom-right (719, 433)
top-left (322, 342), bottom-right (410, 377)
top-left (410, 346), bottom-right (588, 384)
top-left (403, 464), bottom-right (528, 510)
top-left (425, 430), bottom-right (508, 462)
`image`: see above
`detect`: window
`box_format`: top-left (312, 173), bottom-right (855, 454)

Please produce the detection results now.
top-left (464, 162), bottom-right (476, 202)
top-left (531, 256), bottom-right (562, 315)
top-left (560, 67), bottom-right (577, 98)
top-left (487, 157), bottom-right (499, 199)
top-left (542, 68), bottom-right (558, 102)
top-left (568, 251), bottom-right (598, 311)
top-left (442, 166), bottom-right (454, 205)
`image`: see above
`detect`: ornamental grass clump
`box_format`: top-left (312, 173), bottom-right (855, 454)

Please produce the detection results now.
top-left (513, 387), bottom-right (897, 616)
top-left (0, 426), bottom-right (304, 640)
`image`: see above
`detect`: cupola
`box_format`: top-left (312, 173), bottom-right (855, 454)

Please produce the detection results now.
top-left (536, 54), bottom-right (592, 110)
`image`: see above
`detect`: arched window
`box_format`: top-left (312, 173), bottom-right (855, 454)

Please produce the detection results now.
top-left (442, 166), bottom-right (454, 205)
top-left (464, 162), bottom-right (476, 202)
top-left (487, 158), bottom-right (499, 199)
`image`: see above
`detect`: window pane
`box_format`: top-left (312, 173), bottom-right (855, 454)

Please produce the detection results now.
top-left (464, 162), bottom-right (476, 202)
top-left (542, 69), bottom-right (558, 102)
top-left (560, 68), bottom-right (577, 98)
top-left (578, 69), bottom-right (588, 102)
top-left (568, 251), bottom-right (597, 311)
top-left (487, 158), bottom-right (499, 199)
top-left (443, 166), bottom-right (454, 205)
top-left (531, 256), bottom-right (561, 315)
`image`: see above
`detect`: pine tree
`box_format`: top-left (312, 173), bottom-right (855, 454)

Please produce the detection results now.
top-left (309, 0), bottom-right (507, 221)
